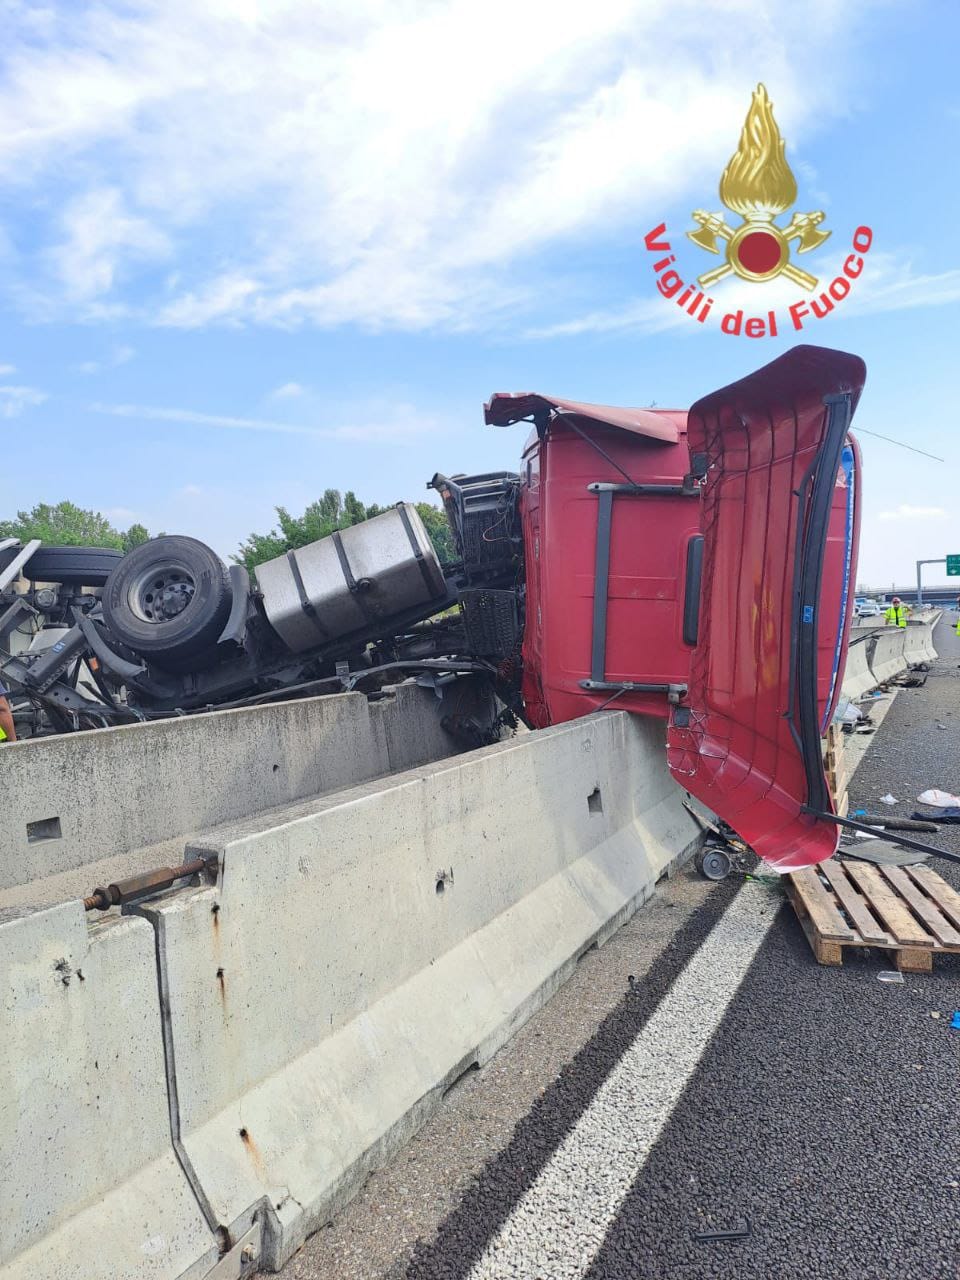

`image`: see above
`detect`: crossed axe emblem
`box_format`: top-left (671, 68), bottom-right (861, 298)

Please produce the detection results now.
top-left (687, 209), bottom-right (830, 291)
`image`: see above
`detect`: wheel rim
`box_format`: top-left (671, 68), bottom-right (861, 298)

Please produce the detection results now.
top-left (127, 561), bottom-right (197, 624)
top-left (701, 848), bottom-right (731, 881)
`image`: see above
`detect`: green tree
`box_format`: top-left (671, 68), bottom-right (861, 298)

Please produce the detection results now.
top-left (121, 522), bottom-right (151, 551)
top-left (0, 501), bottom-right (152, 551)
top-left (235, 490), bottom-right (455, 572)
top-left (413, 502), bottom-right (455, 566)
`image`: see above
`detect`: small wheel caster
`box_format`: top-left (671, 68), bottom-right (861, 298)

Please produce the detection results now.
top-left (696, 845), bottom-right (733, 881)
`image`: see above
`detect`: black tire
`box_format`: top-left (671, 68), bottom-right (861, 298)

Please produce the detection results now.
top-left (696, 845), bottom-right (733, 882)
top-left (25, 545), bottom-right (124, 587)
top-left (102, 536), bottom-right (233, 671)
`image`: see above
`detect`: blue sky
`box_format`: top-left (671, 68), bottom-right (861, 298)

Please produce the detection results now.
top-left (1, 0), bottom-right (958, 588)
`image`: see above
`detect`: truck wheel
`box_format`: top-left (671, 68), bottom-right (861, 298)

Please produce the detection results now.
top-left (102, 536), bottom-right (233, 670)
top-left (696, 845), bottom-right (733, 881)
top-left (25, 545), bottom-right (124, 587)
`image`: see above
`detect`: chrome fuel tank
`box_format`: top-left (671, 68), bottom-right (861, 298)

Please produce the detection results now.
top-left (255, 504), bottom-right (447, 653)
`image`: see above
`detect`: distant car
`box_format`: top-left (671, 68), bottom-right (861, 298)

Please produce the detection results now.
top-left (855, 599), bottom-right (882, 617)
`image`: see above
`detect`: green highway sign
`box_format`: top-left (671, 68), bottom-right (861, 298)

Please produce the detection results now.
top-left (948, 555), bottom-right (960, 576)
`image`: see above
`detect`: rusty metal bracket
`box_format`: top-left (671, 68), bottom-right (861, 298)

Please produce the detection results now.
top-left (203, 1222), bottom-right (261, 1278)
top-left (84, 854), bottom-right (219, 911)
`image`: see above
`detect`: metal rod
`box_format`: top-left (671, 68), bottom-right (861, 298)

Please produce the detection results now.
top-left (580, 679), bottom-right (688, 700)
top-left (915, 557), bottom-right (945, 607)
top-left (807, 809), bottom-right (960, 865)
top-left (84, 855), bottom-right (217, 911)
top-left (556, 414), bottom-right (639, 489)
top-left (587, 482), bottom-right (698, 496)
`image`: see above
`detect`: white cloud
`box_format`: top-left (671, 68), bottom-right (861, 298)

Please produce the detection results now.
top-left (0, 385), bottom-right (47, 417)
top-left (46, 188), bottom-right (171, 302)
top-left (72, 343), bottom-right (137, 375)
top-left (0, 363), bottom-right (16, 376)
top-left (878, 505), bottom-right (948, 522)
top-left (0, 0), bottom-right (872, 331)
top-left (156, 274), bottom-right (260, 327)
top-left (89, 399), bottom-right (436, 443)
top-left (270, 381), bottom-right (305, 398)
top-left (525, 249), bottom-right (960, 340)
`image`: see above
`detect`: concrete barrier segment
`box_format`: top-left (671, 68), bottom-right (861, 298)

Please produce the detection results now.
top-left (0, 682), bottom-right (460, 893)
top-left (839, 636), bottom-right (876, 700)
top-left (140, 711), bottom-right (702, 1270)
top-left (903, 623), bottom-right (931, 667)
top-left (868, 628), bottom-right (908, 685)
top-left (0, 902), bottom-right (220, 1279)
top-left (922, 612), bottom-right (941, 662)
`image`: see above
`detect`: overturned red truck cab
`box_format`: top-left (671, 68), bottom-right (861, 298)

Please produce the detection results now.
top-left (481, 345), bottom-right (864, 871)
top-left (4, 343), bottom-right (863, 874)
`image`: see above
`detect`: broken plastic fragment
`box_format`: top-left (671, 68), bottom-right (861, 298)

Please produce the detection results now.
top-left (880, 794), bottom-right (898, 806)
top-left (918, 789), bottom-right (960, 808)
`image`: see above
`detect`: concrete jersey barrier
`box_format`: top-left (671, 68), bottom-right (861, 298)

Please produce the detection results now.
top-left (903, 623), bottom-right (931, 666)
top-left (839, 635), bottom-right (876, 700)
top-left (0, 903), bottom-right (220, 1279)
top-left (137, 710), bottom-right (701, 1271)
top-left (0, 682), bottom-right (460, 894)
top-left (914, 611), bottom-right (941, 663)
top-left (1, 709), bottom-right (703, 1278)
top-left (869, 627), bottom-right (908, 684)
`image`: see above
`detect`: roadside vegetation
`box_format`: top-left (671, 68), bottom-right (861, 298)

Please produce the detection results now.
top-left (0, 501), bottom-right (151, 552)
top-left (2, 493), bottom-right (455, 570)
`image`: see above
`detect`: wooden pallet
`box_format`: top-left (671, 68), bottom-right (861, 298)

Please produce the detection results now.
top-left (786, 858), bottom-right (960, 972)
top-left (823, 723), bottom-right (849, 818)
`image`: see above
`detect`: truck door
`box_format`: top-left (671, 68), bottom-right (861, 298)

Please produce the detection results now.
top-left (667, 345), bottom-right (865, 871)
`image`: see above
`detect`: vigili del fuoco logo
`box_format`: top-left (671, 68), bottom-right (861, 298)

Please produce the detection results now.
top-left (645, 84), bottom-right (873, 337)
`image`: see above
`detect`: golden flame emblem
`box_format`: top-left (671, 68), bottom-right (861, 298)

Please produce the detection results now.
top-left (688, 84), bottom-right (829, 290)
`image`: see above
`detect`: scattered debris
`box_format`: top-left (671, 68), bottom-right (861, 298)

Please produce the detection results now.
top-left (855, 816), bottom-right (938, 832)
top-left (952, 1012), bottom-right (960, 1031)
top-left (932, 1011), bottom-right (942, 1019)
top-left (918, 789), bottom-right (960, 808)
top-left (912, 808), bottom-right (960, 825)
top-left (843, 843), bottom-right (929, 867)
top-left (835, 697), bottom-right (863, 725)
top-left (880, 794), bottom-right (898, 806)
top-left (692, 1220), bottom-right (751, 1243)
top-left (877, 971), bottom-right (905, 984)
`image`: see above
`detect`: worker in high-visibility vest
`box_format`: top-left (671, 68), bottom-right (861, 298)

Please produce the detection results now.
top-left (0, 681), bottom-right (15, 743)
top-left (884, 596), bottom-right (909, 628)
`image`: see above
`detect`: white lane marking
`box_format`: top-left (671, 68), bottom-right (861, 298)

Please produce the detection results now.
top-left (468, 881), bottom-right (780, 1280)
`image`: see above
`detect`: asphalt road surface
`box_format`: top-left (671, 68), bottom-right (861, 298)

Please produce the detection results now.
top-left (287, 615), bottom-right (960, 1280)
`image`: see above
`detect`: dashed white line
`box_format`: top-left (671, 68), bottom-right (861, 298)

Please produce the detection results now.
top-left (467, 880), bottom-right (781, 1280)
